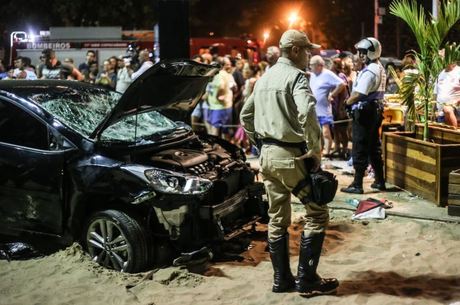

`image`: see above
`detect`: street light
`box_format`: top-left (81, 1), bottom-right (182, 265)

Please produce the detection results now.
top-left (288, 12), bottom-right (299, 28)
top-left (263, 30), bottom-right (270, 43)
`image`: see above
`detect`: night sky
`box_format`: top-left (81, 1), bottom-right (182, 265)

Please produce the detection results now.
top-left (1, 0), bottom-right (458, 58)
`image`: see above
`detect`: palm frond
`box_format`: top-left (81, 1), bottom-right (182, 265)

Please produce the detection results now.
top-left (401, 72), bottom-right (420, 120)
top-left (390, 0), bottom-right (428, 55)
top-left (443, 42), bottom-right (460, 66)
top-left (435, 0), bottom-right (460, 42)
top-left (390, 0), bottom-right (460, 140)
top-left (387, 65), bottom-right (421, 128)
top-left (387, 65), bottom-right (402, 89)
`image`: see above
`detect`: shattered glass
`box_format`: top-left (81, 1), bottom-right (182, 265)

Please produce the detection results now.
top-left (33, 89), bottom-right (177, 142)
top-left (36, 89), bottom-right (119, 138)
top-left (101, 111), bottom-right (177, 142)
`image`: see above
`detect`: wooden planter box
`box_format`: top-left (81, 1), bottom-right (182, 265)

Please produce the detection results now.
top-left (383, 125), bottom-right (460, 206)
top-left (448, 169), bottom-right (460, 216)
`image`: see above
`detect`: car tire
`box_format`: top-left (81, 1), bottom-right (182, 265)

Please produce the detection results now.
top-left (83, 209), bottom-right (148, 273)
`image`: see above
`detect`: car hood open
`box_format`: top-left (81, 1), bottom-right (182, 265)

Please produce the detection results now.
top-left (90, 59), bottom-right (219, 139)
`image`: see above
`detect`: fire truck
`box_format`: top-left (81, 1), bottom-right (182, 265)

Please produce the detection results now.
top-left (10, 27), bottom-right (153, 67)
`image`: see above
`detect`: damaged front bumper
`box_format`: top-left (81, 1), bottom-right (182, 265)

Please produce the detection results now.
top-left (199, 182), bottom-right (266, 240)
top-left (147, 181), bottom-right (266, 246)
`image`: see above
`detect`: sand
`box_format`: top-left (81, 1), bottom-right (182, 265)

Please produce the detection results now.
top-left (1, 208), bottom-right (460, 305)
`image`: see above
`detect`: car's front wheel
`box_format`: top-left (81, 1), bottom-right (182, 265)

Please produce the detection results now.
top-left (83, 210), bottom-right (148, 273)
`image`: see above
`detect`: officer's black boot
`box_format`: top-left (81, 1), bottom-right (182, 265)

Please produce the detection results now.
top-left (371, 165), bottom-right (386, 191)
top-left (341, 167), bottom-right (365, 194)
top-left (268, 233), bottom-right (296, 293)
top-left (295, 232), bottom-right (339, 297)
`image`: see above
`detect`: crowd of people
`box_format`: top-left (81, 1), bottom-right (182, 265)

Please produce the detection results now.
top-left (0, 39), bottom-right (458, 151)
top-left (0, 47), bottom-right (154, 93)
top-left (191, 43), bottom-right (460, 161)
top-left (190, 42), bottom-right (374, 160)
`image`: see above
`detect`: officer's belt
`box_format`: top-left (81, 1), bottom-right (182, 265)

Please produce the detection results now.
top-left (261, 138), bottom-right (307, 150)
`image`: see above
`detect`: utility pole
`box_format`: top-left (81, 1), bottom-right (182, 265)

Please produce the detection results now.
top-left (432, 0), bottom-right (439, 20)
top-left (374, 0), bottom-right (379, 40)
top-left (157, 0), bottom-right (190, 60)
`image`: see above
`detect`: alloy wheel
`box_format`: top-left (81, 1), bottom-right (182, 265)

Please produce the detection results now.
top-left (86, 218), bottom-right (132, 272)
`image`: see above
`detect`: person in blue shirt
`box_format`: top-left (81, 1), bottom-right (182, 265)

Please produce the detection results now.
top-left (309, 55), bottom-right (346, 157)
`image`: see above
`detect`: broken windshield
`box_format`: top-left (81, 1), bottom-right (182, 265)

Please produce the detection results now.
top-left (32, 88), bottom-right (177, 142)
top-left (101, 111), bottom-right (177, 141)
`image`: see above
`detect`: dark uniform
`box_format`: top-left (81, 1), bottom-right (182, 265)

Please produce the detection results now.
top-left (342, 38), bottom-right (386, 194)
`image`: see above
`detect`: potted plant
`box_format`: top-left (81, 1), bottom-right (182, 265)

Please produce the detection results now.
top-left (382, 0), bottom-right (460, 206)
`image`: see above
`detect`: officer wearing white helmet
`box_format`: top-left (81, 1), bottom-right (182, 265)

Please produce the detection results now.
top-left (240, 29), bottom-right (339, 297)
top-left (341, 37), bottom-right (386, 194)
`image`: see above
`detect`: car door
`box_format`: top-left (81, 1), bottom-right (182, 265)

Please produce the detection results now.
top-left (0, 98), bottom-right (70, 235)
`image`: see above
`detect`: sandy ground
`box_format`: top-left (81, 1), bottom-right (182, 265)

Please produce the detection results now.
top-left (1, 207), bottom-right (460, 305)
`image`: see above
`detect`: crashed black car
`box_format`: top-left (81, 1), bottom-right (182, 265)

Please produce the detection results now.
top-left (0, 60), bottom-right (265, 272)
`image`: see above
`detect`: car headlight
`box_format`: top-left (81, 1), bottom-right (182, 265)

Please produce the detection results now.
top-left (144, 169), bottom-right (212, 195)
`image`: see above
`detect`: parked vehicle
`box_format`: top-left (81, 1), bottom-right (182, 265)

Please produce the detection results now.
top-left (0, 60), bottom-right (266, 272)
top-left (380, 57), bottom-right (402, 70)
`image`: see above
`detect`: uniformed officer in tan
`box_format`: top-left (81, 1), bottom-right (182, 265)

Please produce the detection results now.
top-left (240, 30), bottom-right (339, 297)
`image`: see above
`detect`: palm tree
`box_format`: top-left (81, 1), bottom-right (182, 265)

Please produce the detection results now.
top-left (389, 0), bottom-right (460, 140)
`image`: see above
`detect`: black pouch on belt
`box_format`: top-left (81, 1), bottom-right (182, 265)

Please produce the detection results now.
top-left (309, 170), bottom-right (338, 205)
top-left (292, 169), bottom-right (338, 206)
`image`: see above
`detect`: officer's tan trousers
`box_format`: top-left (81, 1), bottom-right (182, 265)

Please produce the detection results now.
top-left (259, 145), bottom-right (329, 240)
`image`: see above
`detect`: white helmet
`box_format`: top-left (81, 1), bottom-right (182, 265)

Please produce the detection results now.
top-left (354, 37), bottom-right (382, 61)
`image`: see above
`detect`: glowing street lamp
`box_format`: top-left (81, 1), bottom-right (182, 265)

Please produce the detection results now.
top-left (288, 12), bottom-right (299, 28)
top-left (263, 30), bottom-right (270, 43)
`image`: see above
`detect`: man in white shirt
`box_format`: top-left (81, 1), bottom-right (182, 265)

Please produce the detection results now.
top-left (116, 57), bottom-right (133, 93)
top-left (13, 57), bottom-right (37, 80)
top-left (131, 49), bottom-right (154, 81)
top-left (434, 63), bottom-right (460, 127)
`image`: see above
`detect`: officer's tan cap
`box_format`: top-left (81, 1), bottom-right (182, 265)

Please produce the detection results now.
top-left (279, 30), bottom-right (321, 49)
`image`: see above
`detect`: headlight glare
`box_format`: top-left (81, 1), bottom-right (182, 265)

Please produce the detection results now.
top-left (144, 169), bottom-right (212, 195)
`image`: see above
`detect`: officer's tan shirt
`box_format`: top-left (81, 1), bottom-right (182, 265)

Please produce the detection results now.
top-left (240, 57), bottom-right (321, 155)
